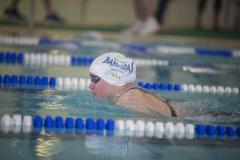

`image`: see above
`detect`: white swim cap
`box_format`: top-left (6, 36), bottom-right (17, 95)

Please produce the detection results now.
top-left (90, 52), bottom-right (136, 86)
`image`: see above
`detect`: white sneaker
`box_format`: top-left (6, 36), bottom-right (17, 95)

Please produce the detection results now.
top-left (138, 17), bottom-right (160, 36)
top-left (123, 21), bottom-right (144, 35)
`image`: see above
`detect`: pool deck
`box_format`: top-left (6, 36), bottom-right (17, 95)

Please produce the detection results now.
top-left (0, 19), bottom-right (240, 48)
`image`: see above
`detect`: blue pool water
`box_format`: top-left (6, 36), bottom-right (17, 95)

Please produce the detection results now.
top-left (0, 34), bottom-right (240, 160)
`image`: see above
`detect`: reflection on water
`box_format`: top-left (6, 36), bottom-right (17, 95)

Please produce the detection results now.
top-left (35, 137), bottom-right (63, 158)
top-left (39, 101), bottom-right (67, 110)
top-left (84, 135), bottom-right (154, 160)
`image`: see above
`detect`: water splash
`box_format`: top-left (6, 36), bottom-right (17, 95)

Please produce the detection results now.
top-left (59, 90), bottom-right (138, 118)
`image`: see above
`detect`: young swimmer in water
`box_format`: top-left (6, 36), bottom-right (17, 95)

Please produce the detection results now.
top-left (89, 52), bottom-right (181, 117)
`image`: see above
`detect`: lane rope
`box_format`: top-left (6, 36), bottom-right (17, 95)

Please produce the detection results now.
top-left (0, 36), bottom-right (239, 58)
top-left (1, 114), bottom-right (239, 140)
top-left (0, 51), bottom-right (239, 70)
top-left (0, 74), bottom-right (239, 94)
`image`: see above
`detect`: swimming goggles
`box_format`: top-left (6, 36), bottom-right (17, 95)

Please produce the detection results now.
top-left (90, 75), bottom-right (101, 84)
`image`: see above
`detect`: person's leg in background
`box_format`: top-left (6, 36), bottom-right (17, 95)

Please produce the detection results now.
top-left (3, 0), bottom-right (64, 23)
top-left (212, 0), bottom-right (222, 30)
top-left (3, 0), bottom-right (25, 21)
top-left (124, 0), bottom-right (170, 36)
top-left (42, 0), bottom-right (64, 23)
top-left (154, 0), bottom-right (170, 30)
top-left (135, 0), bottom-right (154, 22)
top-left (138, 0), bottom-right (170, 36)
top-left (123, 0), bottom-right (155, 35)
top-left (195, 0), bottom-right (207, 29)
top-left (233, 1), bottom-right (240, 30)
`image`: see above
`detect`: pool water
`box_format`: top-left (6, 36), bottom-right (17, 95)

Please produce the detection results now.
top-left (0, 34), bottom-right (240, 160)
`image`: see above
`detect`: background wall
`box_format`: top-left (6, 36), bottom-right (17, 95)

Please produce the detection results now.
top-left (0, 0), bottom-right (239, 30)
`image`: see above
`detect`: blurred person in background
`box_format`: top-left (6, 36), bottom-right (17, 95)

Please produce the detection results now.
top-left (3, 0), bottom-right (64, 23)
top-left (123, 0), bottom-right (170, 36)
top-left (195, 0), bottom-right (223, 30)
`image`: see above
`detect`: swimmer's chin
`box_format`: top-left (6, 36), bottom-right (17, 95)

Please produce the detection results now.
top-left (92, 93), bottom-right (101, 99)
top-left (93, 95), bottom-right (108, 100)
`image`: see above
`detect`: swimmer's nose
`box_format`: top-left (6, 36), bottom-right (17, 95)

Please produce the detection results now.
top-left (89, 82), bottom-right (94, 90)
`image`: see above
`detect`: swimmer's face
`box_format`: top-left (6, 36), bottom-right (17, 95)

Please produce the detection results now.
top-left (89, 73), bottom-right (113, 99)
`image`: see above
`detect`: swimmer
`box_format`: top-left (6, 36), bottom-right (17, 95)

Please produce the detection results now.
top-left (89, 52), bottom-right (182, 117)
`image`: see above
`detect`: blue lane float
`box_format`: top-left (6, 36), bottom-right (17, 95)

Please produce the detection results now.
top-left (226, 127), bottom-right (235, 137)
top-left (71, 56), bottom-right (94, 66)
top-left (138, 81), bottom-right (182, 92)
top-left (0, 51), bottom-right (24, 65)
top-left (55, 116), bottom-right (64, 128)
top-left (195, 48), bottom-right (232, 58)
top-left (0, 74), bottom-right (56, 89)
top-left (34, 116), bottom-right (43, 128)
top-left (75, 118), bottom-right (84, 129)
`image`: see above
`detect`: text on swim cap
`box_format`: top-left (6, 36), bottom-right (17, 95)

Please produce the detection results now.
top-left (102, 56), bottom-right (134, 74)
